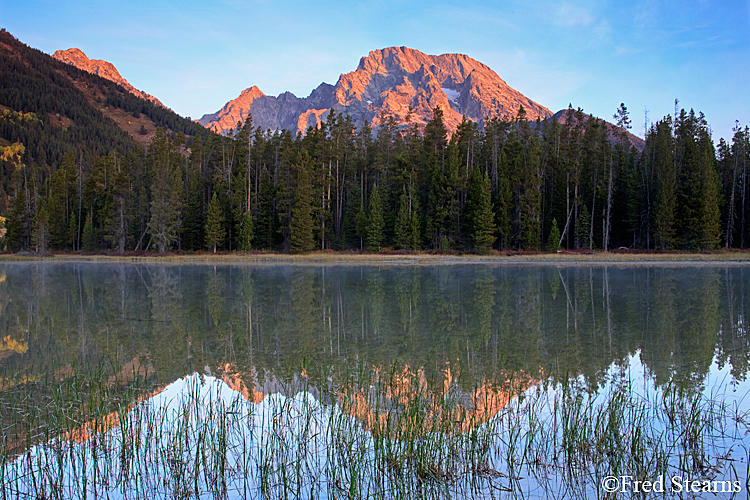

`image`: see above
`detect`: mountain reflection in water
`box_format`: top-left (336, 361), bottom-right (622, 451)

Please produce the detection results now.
top-left (1, 262), bottom-right (749, 498)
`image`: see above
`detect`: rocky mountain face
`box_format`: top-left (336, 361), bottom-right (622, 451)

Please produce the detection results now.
top-left (53, 48), bottom-right (167, 109)
top-left (199, 46), bottom-right (552, 135)
top-left (199, 85), bottom-right (265, 134)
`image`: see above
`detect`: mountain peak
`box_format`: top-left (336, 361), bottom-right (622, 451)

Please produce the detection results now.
top-left (53, 48), bottom-right (167, 110)
top-left (199, 86), bottom-right (265, 133)
top-left (200, 47), bottom-right (551, 135)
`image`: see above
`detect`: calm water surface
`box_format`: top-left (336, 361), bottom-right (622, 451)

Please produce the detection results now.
top-left (1, 262), bottom-right (749, 498)
top-left (2, 262), bottom-right (747, 392)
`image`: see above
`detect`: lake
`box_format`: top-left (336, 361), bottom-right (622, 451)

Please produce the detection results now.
top-left (1, 262), bottom-right (749, 499)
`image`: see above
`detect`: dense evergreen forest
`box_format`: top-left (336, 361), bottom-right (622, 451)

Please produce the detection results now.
top-left (1, 30), bottom-right (748, 254)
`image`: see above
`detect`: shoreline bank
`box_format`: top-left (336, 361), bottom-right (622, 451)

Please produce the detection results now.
top-left (3, 250), bottom-right (750, 266)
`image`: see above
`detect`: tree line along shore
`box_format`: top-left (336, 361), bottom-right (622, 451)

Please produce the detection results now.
top-left (2, 97), bottom-right (748, 256)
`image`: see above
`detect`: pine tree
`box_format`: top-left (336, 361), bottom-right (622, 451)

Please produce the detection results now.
top-left (409, 194), bottom-right (421, 251)
top-left (47, 169), bottom-right (67, 249)
top-left (341, 182), bottom-right (359, 250)
top-left (68, 211), bottom-right (78, 251)
top-left (547, 218), bottom-right (561, 251)
top-left (181, 171), bottom-right (205, 251)
top-left (82, 212), bottom-right (96, 252)
top-left (673, 110), bottom-right (722, 250)
top-left (494, 175), bottom-right (513, 250)
top-left (577, 204), bottom-right (591, 249)
top-left (32, 198), bottom-right (49, 255)
top-left (355, 206), bottom-right (367, 251)
top-left (699, 148), bottom-right (722, 250)
top-left (255, 167), bottom-right (276, 250)
top-left (205, 192), bottom-right (225, 253)
top-left (6, 184), bottom-right (31, 251)
top-left (147, 129), bottom-right (183, 253)
top-left (290, 168), bottom-right (314, 253)
top-left (104, 167), bottom-right (128, 254)
top-left (367, 183), bottom-right (384, 252)
top-left (467, 167), bottom-right (496, 253)
top-left (132, 186), bottom-right (149, 251)
top-left (520, 136), bottom-right (543, 250)
top-left (652, 120), bottom-right (676, 249)
top-left (395, 187), bottom-right (411, 250)
top-left (393, 182), bottom-right (421, 251)
top-left (238, 210), bottom-right (254, 252)
top-left (610, 104), bottom-right (632, 249)
top-left (424, 107), bottom-right (447, 160)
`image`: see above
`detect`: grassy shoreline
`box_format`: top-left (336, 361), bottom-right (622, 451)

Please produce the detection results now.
top-left (3, 250), bottom-right (750, 265)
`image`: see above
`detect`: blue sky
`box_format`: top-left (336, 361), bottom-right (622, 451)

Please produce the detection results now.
top-left (3, 0), bottom-right (749, 142)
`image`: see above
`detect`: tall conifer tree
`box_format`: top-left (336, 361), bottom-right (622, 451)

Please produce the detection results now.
top-left (147, 129), bottom-right (183, 253)
top-left (205, 192), bottom-right (224, 253)
top-left (467, 167), bottom-right (496, 253)
top-left (290, 165), bottom-right (315, 253)
top-left (367, 183), bottom-right (384, 252)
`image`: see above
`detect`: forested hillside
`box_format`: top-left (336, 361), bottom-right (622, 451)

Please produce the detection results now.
top-left (0, 29), bottom-right (747, 254)
top-left (0, 28), bottom-right (203, 204)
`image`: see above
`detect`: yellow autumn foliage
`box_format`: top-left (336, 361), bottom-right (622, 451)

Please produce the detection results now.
top-left (0, 374), bottom-right (39, 391)
top-left (0, 109), bottom-right (39, 123)
top-left (1, 142), bottom-right (25, 169)
top-left (0, 335), bottom-right (28, 354)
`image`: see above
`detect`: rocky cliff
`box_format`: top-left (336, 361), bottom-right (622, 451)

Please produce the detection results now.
top-left (199, 46), bottom-right (552, 135)
top-left (52, 48), bottom-right (167, 109)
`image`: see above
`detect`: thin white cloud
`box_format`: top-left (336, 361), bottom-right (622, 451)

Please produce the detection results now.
top-left (554, 3), bottom-right (595, 27)
top-left (675, 35), bottom-right (731, 49)
top-left (614, 45), bottom-right (645, 56)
